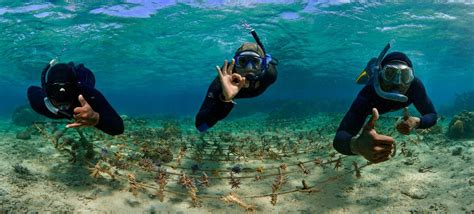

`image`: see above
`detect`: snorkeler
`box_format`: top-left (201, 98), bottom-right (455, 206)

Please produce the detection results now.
top-left (195, 23), bottom-right (278, 132)
top-left (27, 59), bottom-right (124, 136)
top-left (333, 42), bottom-right (437, 163)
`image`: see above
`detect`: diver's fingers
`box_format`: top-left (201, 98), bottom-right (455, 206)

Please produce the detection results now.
top-left (397, 123), bottom-right (410, 135)
top-left (373, 151), bottom-right (391, 159)
top-left (216, 65), bottom-right (223, 79)
top-left (223, 60), bottom-right (228, 75)
top-left (374, 134), bottom-right (395, 145)
top-left (66, 122), bottom-right (84, 128)
top-left (365, 108), bottom-right (379, 130)
top-left (373, 145), bottom-right (392, 152)
top-left (403, 107), bottom-right (410, 120)
top-left (73, 106), bottom-right (85, 114)
top-left (232, 73), bottom-right (243, 82)
top-left (372, 155), bottom-right (390, 163)
top-left (72, 113), bottom-right (85, 121)
top-left (78, 94), bottom-right (88, 107)
top-left (230, 74), bottom-right (240, 85)
top-left (238, 77), bottom-right (246, 89)
top-left (73, 113), bottom-right (79, 120)
top-left (75, 113), bottom-right (90, 120)
top-left (228, 59), bottom-right (235, 74)
top-left (231, 73), bottom-right (242, 79)
top-left (226, 60), bottom-right (233, 75)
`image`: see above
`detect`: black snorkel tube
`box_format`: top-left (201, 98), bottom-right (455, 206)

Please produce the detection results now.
top-left (242, 21), bottom-right (266, 55)
top-left (240, 21), bottom-right (278, 82)
top-left (41, 41), bottom-right (69, 88)
top-left (373, 40), bottom-right (409, 103)
top-left (249, 29), bottom-right (266, 55)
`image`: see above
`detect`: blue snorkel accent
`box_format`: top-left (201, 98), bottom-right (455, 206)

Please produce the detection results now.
top-left (373, 41), bottom-right (409, 103)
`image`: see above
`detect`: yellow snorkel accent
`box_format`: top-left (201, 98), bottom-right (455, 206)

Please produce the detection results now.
top-left (355, 70), bottom-right (368, 83)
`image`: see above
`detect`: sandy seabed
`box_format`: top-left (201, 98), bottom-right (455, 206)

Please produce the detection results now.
top-left (0, 114), bottom-right (472, 213)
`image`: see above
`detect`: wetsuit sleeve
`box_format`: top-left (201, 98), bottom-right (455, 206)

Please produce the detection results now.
top-left (410, 79), bottom-right (438, 129)
top-left (333, 88), bottom-right (372, 155)
top-left (83, 87), bottom-right (124, 136)
top-left (195, 77), bottom-right (235, 132)
top-left (27, 86), bottom-right (64, 119)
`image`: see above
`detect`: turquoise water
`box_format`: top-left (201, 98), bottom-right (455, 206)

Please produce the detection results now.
top-left (1, 2), bottom-right (474, 212)
top-left (0, 1), bottom-right (473, 117)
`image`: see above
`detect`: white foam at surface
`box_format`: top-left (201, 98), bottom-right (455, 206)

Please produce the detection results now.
top-left (376, 24), bottom-right (425, 32)
top-left (89, 0), bottom-right (303, 18)
top-left (0, 3), bottom-right (52, 15)
top-left (434, 12), bottom-right (456, 20)
top-left (280, 11), bottom-right (300, 20)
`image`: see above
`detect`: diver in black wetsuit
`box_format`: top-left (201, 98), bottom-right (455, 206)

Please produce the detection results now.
top-left (27, 59), bottom-right (124, 136)
top-left (195, 25), bottom-right (278, 132)
top-left (333, 43), bottom-right (437, 163)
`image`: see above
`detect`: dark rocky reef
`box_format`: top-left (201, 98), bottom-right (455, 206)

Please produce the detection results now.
top-left (11, 104), bottom-right (45, 127)
top-left (447, 111), bottom-right (474, 139)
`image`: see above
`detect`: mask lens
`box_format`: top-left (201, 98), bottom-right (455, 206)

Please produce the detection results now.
top-left (382, 64), bottom-right (414, 85)
top-left (382, 66), bottom-right (399, 82)
top-left (236, 54), bottom-right (262, 69)
top-left (237, 56), bottom-right (249, 67)
top-left (400, 68), bottom-right (414, 84)
top-left (250, 57), bottom-right (262, 67)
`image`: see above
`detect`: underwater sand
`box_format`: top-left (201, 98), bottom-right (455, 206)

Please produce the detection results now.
top-left (0, 114), bottom-right (473, 213)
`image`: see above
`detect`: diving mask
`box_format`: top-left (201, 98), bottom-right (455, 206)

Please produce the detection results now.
top-left (381, 61), bottom-right (414, 85)
top-left (234, 51), bottom-right (265, 71)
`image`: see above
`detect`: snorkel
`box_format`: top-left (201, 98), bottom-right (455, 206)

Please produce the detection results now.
top-left (41, 58), bottom-right (58, 89)
top-left (242, 21), bottom-right (267, 55)
top-left (240, 21), bottom-right (276, 81)
top-left (41, 58), bottom-right (75, 119)
top-left (373, 41), bottom-right (409, 103)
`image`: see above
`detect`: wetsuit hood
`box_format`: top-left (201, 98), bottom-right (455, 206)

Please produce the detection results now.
top-left (381, 52), bottom-right (413, 68)
top-left (235, 42), bottom-right (265, 57)
top-left (44, 63), bottom-right (79, 106)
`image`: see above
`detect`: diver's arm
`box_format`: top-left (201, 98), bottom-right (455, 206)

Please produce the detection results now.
top-left (411, 78), bottom-right (438, 129)
top-left (27, 86), bottom-right (65, 119)
top-left (195, 77), bottom-right (235, 132)
top-left (83, 87), bottom-right (124, 136)
top-left (333, 92), bottom-right (371, 155)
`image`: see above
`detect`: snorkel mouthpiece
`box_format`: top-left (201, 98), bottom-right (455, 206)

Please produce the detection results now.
top-left (373, 40), bottom-right (409, 103)
top-left (245, 72), bottom-right (257, 81)
top-left (44, 97), bottom-right (73, 119)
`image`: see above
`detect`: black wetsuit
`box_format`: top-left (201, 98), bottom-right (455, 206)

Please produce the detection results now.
top-left (195, 64), bottom-right (277, 132)
top-left (27, 63), bottom-right (124, 136)
top-left (333, 77), bottom-right (437, 155)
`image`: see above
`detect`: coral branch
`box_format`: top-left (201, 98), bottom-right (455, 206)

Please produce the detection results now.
top-left (221, 192), bottom-right (256, 213)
